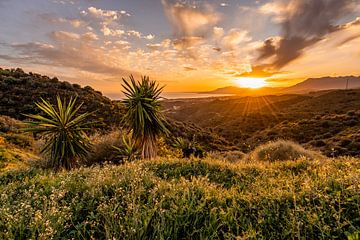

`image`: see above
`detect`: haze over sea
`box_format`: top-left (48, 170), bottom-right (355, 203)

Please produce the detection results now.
top-left (106, 92), bottom-right (233, 100)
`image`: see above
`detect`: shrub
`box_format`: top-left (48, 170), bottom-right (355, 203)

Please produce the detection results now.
top-left (207, 150), bottom-right (245, 163)
top-left (24, 97), bottom-right (92, 170)
top-left (246, 140), bottom-right (322, 162)
top-left (84, 130), bottom-right (124, 166)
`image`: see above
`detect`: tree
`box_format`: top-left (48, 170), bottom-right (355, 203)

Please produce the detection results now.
top-left (122, 75), bottom-right (169, 159)
top-left (24, 96), bottom-right (92, 170)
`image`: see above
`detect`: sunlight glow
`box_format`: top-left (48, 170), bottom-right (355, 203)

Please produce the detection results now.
top-left (235, 77), bottom-right (268, 89)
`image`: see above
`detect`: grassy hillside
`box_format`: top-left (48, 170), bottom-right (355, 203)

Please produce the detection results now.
top-left (0, 157), bottom-right (359, 239)
top-left (0, 116), bottom-right (39, 171)
top-left (164, 90), bottom-right (360, 157)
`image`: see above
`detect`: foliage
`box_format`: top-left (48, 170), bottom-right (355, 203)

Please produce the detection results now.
top-left (172, 136), bottom-right (205, 158)
top-left (207, 150), bottom-right (245, 163)
top-left (0, 157), bottom-right (359, 239)
top-left (84, 130), bottom-right (124, 166)
top-left (23, 97), bottom-right (92, 170)
top-left (0, 68), bottom-right (124, 130)
top-left (122, 75), bottom-right (169, 159)
top-left (246, 140), bottom-right (322, 162)
top-left (165, 90), bottom-right (360, 157)
top-left (112, 133), bottom-right (139, 162)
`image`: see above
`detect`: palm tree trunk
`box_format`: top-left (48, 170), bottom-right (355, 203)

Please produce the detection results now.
top-left (141, 135), bottom-right (157, 159)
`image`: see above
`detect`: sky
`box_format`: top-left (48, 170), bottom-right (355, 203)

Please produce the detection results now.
top-left (0, 0), bottom-right (359, 96)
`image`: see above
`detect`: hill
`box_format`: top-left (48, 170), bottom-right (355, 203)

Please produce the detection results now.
top-left (164, 89), bottom-right (360, 157)
top-left (206, 76), bottom-right (360, 96)
top-left (0, 157), bottom-right (359, 239)
top-left (284, 76), bottom-right (360, 93)
top-left (0, 68), bottom-right (124, 129)
top-left (0, 68), bottom-right (233, 151)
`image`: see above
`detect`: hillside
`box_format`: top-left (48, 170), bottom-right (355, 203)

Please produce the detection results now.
top-left (0, 68), bottom-right (233, 152)
top-left (164, 89), bottom-right (360, 157)
top-left (1, 157), bottom-right (359, 239)
top-left (0, 68), bottom-right (124, 129)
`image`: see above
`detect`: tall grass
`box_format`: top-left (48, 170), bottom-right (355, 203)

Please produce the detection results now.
top-left (246, 140), bottom-right (323, 162)
top-left (0, 157), bottom-right (358, 239)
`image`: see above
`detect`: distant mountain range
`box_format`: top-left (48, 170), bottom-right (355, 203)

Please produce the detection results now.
top-left (207, 76), bottom-right (360, 96)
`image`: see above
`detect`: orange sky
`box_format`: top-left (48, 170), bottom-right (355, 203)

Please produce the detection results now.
top-left (0, 0), bottom-right (359, 95)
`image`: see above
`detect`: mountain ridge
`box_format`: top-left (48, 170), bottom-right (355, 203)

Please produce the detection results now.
top-left (207, 76), bottom-right (360, 95)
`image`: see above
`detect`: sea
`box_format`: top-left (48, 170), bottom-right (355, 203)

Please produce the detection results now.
top-left (106, 92), bottom-right (234, 100)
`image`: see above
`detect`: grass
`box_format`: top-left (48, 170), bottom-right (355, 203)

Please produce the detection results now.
top-left (246, 140), bottom-right (323, 162)
top-left (0, 157), bottom-right (359, 239)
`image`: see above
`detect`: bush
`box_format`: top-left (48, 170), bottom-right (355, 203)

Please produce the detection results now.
top-left (84, 130), bottom-right (124, 166)
top-left (246, 140), bottom-right (322, 162)
top-left (207, 150), bottom-right (245, 163)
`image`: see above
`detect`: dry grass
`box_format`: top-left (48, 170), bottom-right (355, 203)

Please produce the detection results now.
top-left (84, 129), bottom-right (125, 166)
top-left (245, 140), bottom-right (323, 162)
top-left (0, 157), bottom-right (358, 239)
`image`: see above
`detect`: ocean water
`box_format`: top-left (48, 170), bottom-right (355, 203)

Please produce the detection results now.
top-left (106, 92), bottom-right (234, 100)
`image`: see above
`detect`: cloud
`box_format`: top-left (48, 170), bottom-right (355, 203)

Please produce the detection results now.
top-left (222, 29), bottom-right (252, 49)
top-left (87, 6), bottom-right (130, 20)
top-left (235, 65), bottom-right (279, 78)
top-left (1, 40), bottom-right (133, 77)
top-left (82, 32), bottom-right (99, 41)
top-left (39, 14), bottom-right (85, 28)
top-left (257, 0), bottom-right (356, 69)
top-left (50, 31), bottom-right (80, 41)
top-left (162, 0), bottom-right (220, 38)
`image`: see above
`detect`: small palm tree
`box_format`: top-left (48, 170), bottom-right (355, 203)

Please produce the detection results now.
top-left (122, 75), bottom-right (169, 159)
top-left (24, 96), bottom-right (92, 170)
top-left (112, 133), bottom-right (139, 162)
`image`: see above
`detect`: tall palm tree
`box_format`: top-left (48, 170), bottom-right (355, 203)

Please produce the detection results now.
top-left (122, 75), bottom-right (169, 159)
top-left (23, 96), bottom-right (92, 170)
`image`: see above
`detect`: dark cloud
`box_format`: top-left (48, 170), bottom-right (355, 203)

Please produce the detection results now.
top-left (183, 66), bottom-right (197, 71)
top-left (338, 33), bottom-right (360, 46)
top-left (257, 0), bottom-right (356, 69)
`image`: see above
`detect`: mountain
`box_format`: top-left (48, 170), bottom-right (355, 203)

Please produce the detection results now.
top-left (206, 76), bottom-right (360, 96)
top-left (284, 76), bottom-right (360, 93)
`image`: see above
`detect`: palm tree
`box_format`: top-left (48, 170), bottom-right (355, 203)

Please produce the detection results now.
top-left (23, 96), bottom-right (92, 170)
top-left (122, 75), bottom-right (169, 159)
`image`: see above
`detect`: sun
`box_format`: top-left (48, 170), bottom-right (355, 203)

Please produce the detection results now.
top-left (235, 77), bottom-right (268, 89)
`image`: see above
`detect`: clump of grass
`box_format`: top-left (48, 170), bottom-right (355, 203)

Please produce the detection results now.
top-left (0, 115), bottom-right (24, 133)
top-left (246, 140), bottom-right (322, 162)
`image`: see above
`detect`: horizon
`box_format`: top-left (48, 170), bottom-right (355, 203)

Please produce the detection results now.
top-left (0, 0), bottom-right (360, 95)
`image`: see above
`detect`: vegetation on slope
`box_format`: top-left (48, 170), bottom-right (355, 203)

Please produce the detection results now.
top-left (165, 90), bottom-right (360, 157)
top-left (0, 157), bottom-right (359, 239)
top-left (0, 116), bottom-right (38, 171)
top-left (0, 68), bottom-right (123, 129)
